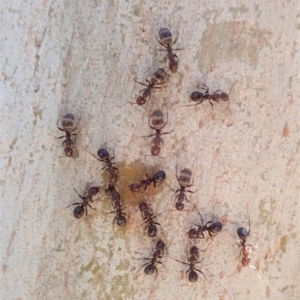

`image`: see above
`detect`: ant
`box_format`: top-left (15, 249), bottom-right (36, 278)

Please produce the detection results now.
top-left (145, 109), bottom-right (173, 156)
top-left (108, 200), bottom-right (127, 227)
top-left (67, 186), bottom-right (100, 218)
top-left (172, 168), bottom-right (196, 211)
top-left (157, 28), bottom-right (180, 73)
top-left (187, 85), bottom-right (229, 107)
top-left (138, 239), bottom-right (165, 275)
top-left (139, 201), bottom-right (162, 237)
top-left (56, 113), bottom-right (80, 157)
top-left (134, 68), bottom-right (168, 106)
top-left (90, 148), bottom-right (119, 175)
top-left (173, 245), bottom-right (206, 282)
top-left (230, 213), bottom-right (260, 277)
top-left (105, 184), bottom-right (121, 205)
top-left (128, 170), bottom-right (166, 195)
top-left (187, 212), bottom-right (222, 239)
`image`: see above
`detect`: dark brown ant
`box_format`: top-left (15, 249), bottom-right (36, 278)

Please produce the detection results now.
top-left (105, 184), bottom-right (121, 205)
top-left (139, 202), bottom-right (162, 237)
top-left (56, 113), bottom-right (80, 157)
top-left (145, 109), bottom-right (173, 156)
top-left (108, 200), bottom-right (127, 227)
top-left (90, 148), bottom-right (119, 175)
top-left (138, 239), bottom-right (165, 275)
top-left (134, 68), bottom-right (168, 106)
top-left (172, 168), bottom-right (196, 211)
top-left (67, 186), bottom-right (100, 218)
top-left (187, 212), bottom-right (222, 239)
top-left (188, 85), bottom-right (229, 107)
top-left (128, 170), bottom-right (166, 195)
top-left (173, 245), bottom-right (206, 282)
top-left (157, 28), bottom-right (180, 73)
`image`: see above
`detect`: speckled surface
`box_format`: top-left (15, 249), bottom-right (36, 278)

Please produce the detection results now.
top-left (1, 1), bottom-right (299, 299)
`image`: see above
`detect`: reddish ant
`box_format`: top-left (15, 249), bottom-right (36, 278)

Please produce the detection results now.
top-left (187, 85), bottom-right (229, 107)
top-left (128, 170), bottom-right (166, 195)
top-left (139, 201), bottom-right (162, 237)
top-left (67, 186), bottom-right (100, 218)
top-left (56, 113), bottom-right (80, 157)
top-left (144, 109), bottom-right (173, 156)
top-left (137, 239), bottom-right (165, 275)
top-left (172, 168), bottom-right (196, 211)
top-left (172, 245), bottom-right (206, 282)
top-left (157, 28), bottom-right (180, 74)
top-left (187, 212), bottom-right (222, 239)
top-left (227, 210), bottom-right (261, 278)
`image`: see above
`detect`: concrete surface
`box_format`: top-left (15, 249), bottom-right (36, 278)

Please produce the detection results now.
top-left (1, 0), bottom-right (299, 299)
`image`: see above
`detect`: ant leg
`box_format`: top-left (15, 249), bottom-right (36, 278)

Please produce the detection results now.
top-left (73, 188), bottom-right (85, 200)
top-left (65, 202), bottom-right (82, 208)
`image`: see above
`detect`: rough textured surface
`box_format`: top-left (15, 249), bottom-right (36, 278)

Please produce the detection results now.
top-left (1, 0), bottom-right (299, 299)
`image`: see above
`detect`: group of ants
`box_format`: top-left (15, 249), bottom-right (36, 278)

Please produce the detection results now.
top-left (55, 28), bottom-right (260, 282)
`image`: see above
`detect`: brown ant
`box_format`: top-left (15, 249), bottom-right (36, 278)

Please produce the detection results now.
top-left (139, 201), bottom-right (162, 237)
top-left (187, 212), bottom-right (222, 239)
top-left (187, 85), bottom-right (229, 107)
top-left (134, 68), bottom-right (168, 106)
top-left (144, 109), bottom-right (173, 156)
top-left (56, 113), bottom-right (80, 157)
top-left (172, 168), bottom-right (196, 211)
top-left (138, 239), bottom-right (165, 275)
top-left (128, 170), bottom-right (166, 195)
top-left (157, 28), bottom-right (180, 73)
top-left (90, 148), bottom-right (119, 175)
top-left (173, 245), bottom-right (206, 282)
top-left (233, 215), bottom-right (261, 277)
top-left (67, 186), bottom-right (100, 218)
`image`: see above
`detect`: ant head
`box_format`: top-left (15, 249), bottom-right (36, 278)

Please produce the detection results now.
top-left (156, 239), bottom-right (165, 252)
top-left (148, 224), bottom-right (157, 237)
top-left (144, 264), bottom-right (155, 275)
top-left (189, 246), bottom-right (200, 257)
top-left (64, 147), bottom-right (74, 157)
top-left (97, 148), bottom-right (109, 160)
top-left (187, 228), bottom-right (198, 239)
top-left (116, 215), bottom-right (126, 227)
top-left (136, 96), bottom-right (146, 106)
top-left (169, 59), bottom-right (178, 73)
top-left (175, 202), bottom-right (184, 211)
top-left (73, 206), bottom-right (84, 219)
top-left (88, 186), bottom-right (100, 196)
top-left (188, 271), bottom-right (198, 283)
top-left (210, 222), bottom-right (223, 233)
top-left (190, 91), bottom-right (205, 102)
top-left (237, 227), bottom-right (248, 241)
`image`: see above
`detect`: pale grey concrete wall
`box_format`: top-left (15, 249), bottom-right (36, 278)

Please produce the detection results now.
top-left (1, 0), bottom-right (299, 299)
